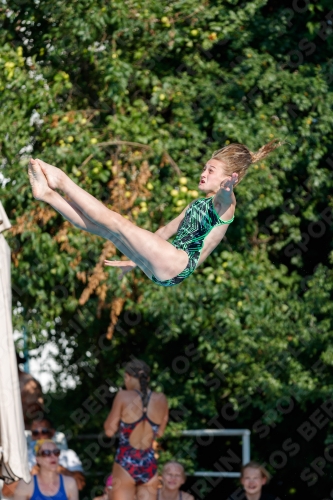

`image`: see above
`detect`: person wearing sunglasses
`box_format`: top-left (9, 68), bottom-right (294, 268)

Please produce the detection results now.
top-left (28, 418), bottom-right (86, 491)
top-left (2, 420), bottom-right (85, 499)
top-left (13, 439), bottom-right (78, 500)
top-left (31, 427), bottom-right (53, 439)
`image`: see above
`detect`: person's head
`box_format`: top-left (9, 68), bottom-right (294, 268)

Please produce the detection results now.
top-left (199, 139), bottom-right (284, 194)
top-left (124, 359), bottom-right (151, 406)
top-left (31, 417), bottom-right (55, 441)
top-left (240, 462), bottom-right (271, 496)
top-left (162, 461), bottom-right (186, 491)
top-left (35, 439), bottom-right (60, 472)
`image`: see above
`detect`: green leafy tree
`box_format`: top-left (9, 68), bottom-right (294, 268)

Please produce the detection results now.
top-left (1, 1), bottom-right (333, 498)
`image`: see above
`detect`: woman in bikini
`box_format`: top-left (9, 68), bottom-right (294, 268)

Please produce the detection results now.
top-left (157, 462), bottom-right (194, 500)
top-left (104, 359), bottom-right (168, 500)
top-left (12, 439), bottom-right (78, 500)
top-left (28, 140), bottom-right (283, 286)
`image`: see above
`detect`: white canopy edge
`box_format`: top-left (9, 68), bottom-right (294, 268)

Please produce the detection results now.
top-left (0, 202), bottom-right (30, 484)
top-left (0, 202), bottom-right (11, 233)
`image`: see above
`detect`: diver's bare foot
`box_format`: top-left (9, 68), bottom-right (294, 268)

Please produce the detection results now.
top-left (36, 158), bottom-right (64, 190)
top-left (28, 159), bottom-right (53, 201)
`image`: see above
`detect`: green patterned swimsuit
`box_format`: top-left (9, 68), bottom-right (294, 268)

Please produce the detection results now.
top-left (152, 196), bottom-right (234, 287)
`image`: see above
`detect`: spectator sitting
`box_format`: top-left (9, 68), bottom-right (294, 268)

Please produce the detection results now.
top-left (2, 417), bottom-right (85, 498)
top-left (12, 439), bottom-right (78, 500)
top-left (28, 418), bottom-right (85, 490)
top-left (158, 461), bottom-right (194, 500)
top-left (228, 461), bottom-right (278, 500)
top-left (26, 418), bottom-right (68, 451)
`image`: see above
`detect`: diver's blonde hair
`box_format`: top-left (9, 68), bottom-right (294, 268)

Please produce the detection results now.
top-left (211, 139), bottom-right (285, 185)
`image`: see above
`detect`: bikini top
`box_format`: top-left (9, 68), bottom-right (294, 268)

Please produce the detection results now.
top-left (31, 475), bottom-right (67, 500)
top-left (157, 490), bottom-right (183, 500)
top-left (118, 390), bottom-right (160, 448)
top-left (172, 197), bottom-right (234, 254)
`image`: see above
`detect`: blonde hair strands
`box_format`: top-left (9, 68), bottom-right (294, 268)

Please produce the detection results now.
top-left (34, 439), bottom-right (56, 455)
top-left (211, 139), bottom-right (285, 184)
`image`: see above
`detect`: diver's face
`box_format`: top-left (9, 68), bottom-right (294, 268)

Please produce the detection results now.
top-left (198, 159), bottom-right (229, 194)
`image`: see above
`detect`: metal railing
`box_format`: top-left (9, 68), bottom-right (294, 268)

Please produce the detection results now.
top-left (181, 429), bottom-right (251, 478)
top-left (72, 428), bottom-right (251, 479)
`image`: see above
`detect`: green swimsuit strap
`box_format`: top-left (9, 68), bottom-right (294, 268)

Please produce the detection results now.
top-left (220, 214), bottom-right (234, 224)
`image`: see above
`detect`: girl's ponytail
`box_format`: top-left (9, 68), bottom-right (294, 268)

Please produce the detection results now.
top-left (138, 370), bottom-right (149, 410)
top-left (211, 138), bottom-right (286, 185)
top-left (249, 139), bottom-right (285, 164)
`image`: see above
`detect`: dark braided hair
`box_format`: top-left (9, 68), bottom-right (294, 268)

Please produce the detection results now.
top-left (125, 359), bottom-right (151, 410)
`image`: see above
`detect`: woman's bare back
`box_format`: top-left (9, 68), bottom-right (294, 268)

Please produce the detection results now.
top-left (120, 390), bottom-right (168, 450)
top-left (104, 389), bottom-right (168, 447)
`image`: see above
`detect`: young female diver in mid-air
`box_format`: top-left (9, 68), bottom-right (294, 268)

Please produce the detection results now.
top-left (28, 139), bottom-right (283, 287)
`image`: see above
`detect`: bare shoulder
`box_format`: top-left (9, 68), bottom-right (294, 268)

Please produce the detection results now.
top-left (63, 475), bottom-right (77, 490)
top-left (63, 475), bottom-right (78, 500)
top-left (116, 390), bottom-right (128, 400)
top-left (113, 389), bottom-right (132, 407)
top-left (14, 478), bottom-right (34, 499)
top-left (182, 492), bottom-right (195, 500)
top-left (151, 391), bottom-right (168, 405)
top-left (122, 389), bottom-right (141, 402)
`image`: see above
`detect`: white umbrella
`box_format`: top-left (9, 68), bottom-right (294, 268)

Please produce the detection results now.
top-left (0, 201), bottom-right (30, 484)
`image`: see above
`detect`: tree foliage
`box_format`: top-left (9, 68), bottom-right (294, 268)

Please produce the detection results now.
top-left (1, 0), bottom-right (333, 498)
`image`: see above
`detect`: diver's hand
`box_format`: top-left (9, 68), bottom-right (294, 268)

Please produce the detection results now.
top-left (104, 260), bottom-right (136, 279)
